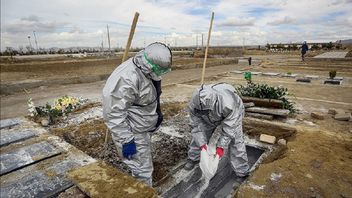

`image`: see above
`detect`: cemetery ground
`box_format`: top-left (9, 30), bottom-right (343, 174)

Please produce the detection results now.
top-left (0, 51), bottom-right (351, 197)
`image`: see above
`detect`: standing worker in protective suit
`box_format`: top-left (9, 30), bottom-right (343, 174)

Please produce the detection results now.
top-left (102, 42), bottom-right (172, 186)
top-left (301, 41), bottom-right (308, 62)
top-left (184, 83), bottom-right (250, 177)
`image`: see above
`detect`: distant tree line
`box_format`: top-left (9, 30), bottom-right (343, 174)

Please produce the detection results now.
top-left (0, 46), bottom-right (147, 56)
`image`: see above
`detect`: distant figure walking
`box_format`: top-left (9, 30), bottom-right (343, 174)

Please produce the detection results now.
top-left (248, 57), bottom-right (252, 65)
top-left (301, 41), bottom-right (308, 61)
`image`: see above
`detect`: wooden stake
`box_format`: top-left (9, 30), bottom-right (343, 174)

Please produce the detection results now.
top-left (122, 12), bottom-right (139, 62)
top-left (200, 12), bottom-right (214, 85)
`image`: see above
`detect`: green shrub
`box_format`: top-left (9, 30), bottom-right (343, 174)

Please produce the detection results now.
top-left (329, 70), bottom-right (336, 79)
top-left (236, 82), bottom-right (296, 114)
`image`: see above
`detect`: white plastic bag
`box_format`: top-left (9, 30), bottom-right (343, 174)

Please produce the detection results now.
top-left (199, 145), bottom-right (220, 180)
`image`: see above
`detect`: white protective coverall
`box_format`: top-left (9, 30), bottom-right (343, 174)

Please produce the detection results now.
top-left (188, 83), bottom-right (249, 176)
top-left (102, 42), bottom-right (172, 186)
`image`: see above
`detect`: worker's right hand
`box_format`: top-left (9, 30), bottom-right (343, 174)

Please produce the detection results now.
top-left (200, 144), bottom-right (207, 151)
top-left (122, 139), bottom-right (137, 160)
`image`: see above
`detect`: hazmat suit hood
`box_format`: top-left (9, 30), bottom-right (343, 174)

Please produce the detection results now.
top-left (190, 84), bottom-right (218, 111)
top-left (133, 42), bottom-right (172, 81)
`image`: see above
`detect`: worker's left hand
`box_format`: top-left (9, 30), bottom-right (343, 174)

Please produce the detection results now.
top-left (122, 139), bottom-right (137, 160)
top-left (215, 147), bottom-right (224, 158)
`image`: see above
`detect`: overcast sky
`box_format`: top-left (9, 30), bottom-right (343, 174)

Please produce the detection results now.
top-left (1, 0), bottom-right (352, 50)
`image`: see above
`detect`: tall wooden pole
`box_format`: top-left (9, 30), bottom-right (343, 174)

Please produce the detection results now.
top-left (122, 12), bottom-right (139, 62)
top-left (200, 12), bottom-right (214, 85)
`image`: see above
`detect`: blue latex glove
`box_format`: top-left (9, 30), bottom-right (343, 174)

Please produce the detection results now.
top-left (122, 139), bottom-right (137, 160)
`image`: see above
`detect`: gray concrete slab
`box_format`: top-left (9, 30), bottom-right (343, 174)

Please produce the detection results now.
top-left (304, 75), bottom-right (319, 79)
top-left (262, 72), bottom-right (280, 76)
top-left (0, 159), bottom-right (78, 198)
top-left (0, 118), bottom-right (20, 129)
top-left (324, 79), bottom-right (341, 85)
top-left (282, 73), bottom-right (298, 78)
top-left (231, 70), bottom-right (243, 74)
top-left (296, 78), bottom-right (311, 83)
top-left (0, 141), bottom-right (61, 175)
top-left (250, 72), bottom-right (262, 75)
top-left (162, 145), bottom-right (265, 198)
top-left (0, 129), bottom-right (37, 147)
top-left (314, 51), bottom-right (348, 59)
top-left (333, 77), bottom-right (344, 81)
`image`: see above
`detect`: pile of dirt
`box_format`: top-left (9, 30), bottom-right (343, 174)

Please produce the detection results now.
top-left (235, 127), bottom-right (352, 197)
top-left (67, 162), bottom-right (157, 198)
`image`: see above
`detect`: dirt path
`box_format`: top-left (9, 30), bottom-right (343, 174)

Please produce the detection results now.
top-left (0, 64), bottom-right (240, 119)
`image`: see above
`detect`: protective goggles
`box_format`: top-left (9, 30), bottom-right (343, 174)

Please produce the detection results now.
top-left (144, 52), bottom-right (171, 76)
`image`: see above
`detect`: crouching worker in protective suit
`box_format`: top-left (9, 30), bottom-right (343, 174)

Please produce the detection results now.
top-left (102, 42), bottom-right (172, 186)
top-left (184, 83), bottom-right (250, 177)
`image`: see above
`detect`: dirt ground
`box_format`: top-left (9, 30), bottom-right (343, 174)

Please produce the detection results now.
top-left (236, 126), bottom-right (352, 198)
top-left (1, 50), bottom-right (352, 197)
top-left (0, 55), bottom-right (233, 83)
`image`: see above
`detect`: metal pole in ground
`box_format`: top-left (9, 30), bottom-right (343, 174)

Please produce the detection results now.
top-left (33, 31), bottom-right (39, 54)
top-left (200, 12), bottom-right (214, 85)
top-left (107, 24), bottom-right (111, 53)
top-left (122, 12), bottom-right (139, 62)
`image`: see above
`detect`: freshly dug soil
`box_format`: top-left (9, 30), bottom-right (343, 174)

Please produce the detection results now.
top-left (51, 103), bottom-right (191, 183)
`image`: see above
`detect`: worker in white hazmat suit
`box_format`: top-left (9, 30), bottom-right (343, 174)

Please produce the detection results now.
top-left (102, 42), bottom-right (172, 186)
top-left (184, 83), bottom-right (250, 177)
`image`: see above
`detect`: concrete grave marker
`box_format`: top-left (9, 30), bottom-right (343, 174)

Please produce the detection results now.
top-left (231, 70), bottom-right (243, 74)
top-left (262, 72), bottom-right (280, 77)
top-left (282, 73), bottom-right (298, 78)
top-left (0, 129), bottom-right (37, 147)
top-left (250, 72), bottom-right (262, 75)
top-left (304, 75), bottom-right (319, 79)
top-left (0, 159), bottom-right (83, 198)
top-left (324, 79), bottom-right (341, 85)
top-left (0, 118), bottom-right (20, 129)
top-left (296, 78), bottom-right (311, 83)
top-left (0, 141), bottom-right (61, 175)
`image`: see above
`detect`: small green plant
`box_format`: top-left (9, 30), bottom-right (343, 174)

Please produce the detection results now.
top-left (244, 72), bottom-right (252, 83)
top-left (236, 81), bottom-right (296, 114)
top-left (287, 71), bottom-right (292, 75)
top-left (329, 70), bottom-right (336, 79)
